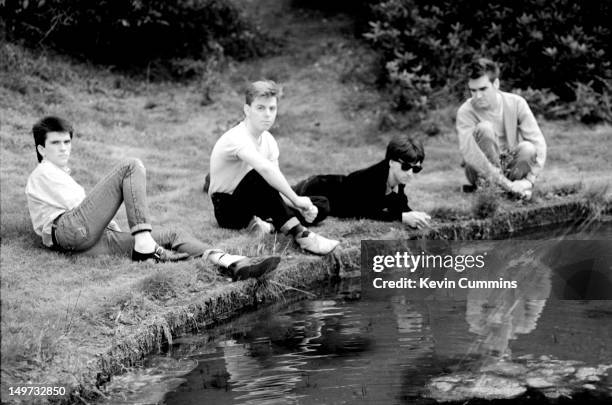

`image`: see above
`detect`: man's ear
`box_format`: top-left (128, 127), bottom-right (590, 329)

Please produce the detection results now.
top-left (243, 103), bottom-right (250, 117)
top-left (37, 144), bottom-right (46, 158)
top-left (493, 78), bottom-right (500, 90)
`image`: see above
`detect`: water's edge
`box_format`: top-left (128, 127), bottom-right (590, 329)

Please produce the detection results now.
top-left (68, 198), bottom-right (612, 403)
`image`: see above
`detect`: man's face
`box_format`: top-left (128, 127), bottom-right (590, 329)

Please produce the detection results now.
top-left (389, 159), bottom-right (420, 185)
top-left (244, 96), bottom-right (278, 133)
top-left (39, 131), bottom-right (71, 168)
top-left (468, 74), bottom-right (499, 111)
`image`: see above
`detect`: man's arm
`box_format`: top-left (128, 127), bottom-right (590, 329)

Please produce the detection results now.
top-left (516, 97), bottom-right (547, 184)
top-left (237, 146), bottom-right (313, 211)
top-left (456, 105), bottom-right (512, 190)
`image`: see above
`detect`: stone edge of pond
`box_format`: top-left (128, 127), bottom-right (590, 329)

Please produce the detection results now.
top-left (61, 197), bottom-right (611, 404)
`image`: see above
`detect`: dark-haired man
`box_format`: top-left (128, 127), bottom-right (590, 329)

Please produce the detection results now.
top-left (208, 80), bottom-right (339, 255)
top-left (25, 116), bottom-right (280, 281)
top-left (456, 58), bottom-right (547, 198)
top-left (294, 135), bottom-right (431, 229)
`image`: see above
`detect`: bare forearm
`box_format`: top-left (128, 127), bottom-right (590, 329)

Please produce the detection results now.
top-left (257, 164), bottom-right (300, 204)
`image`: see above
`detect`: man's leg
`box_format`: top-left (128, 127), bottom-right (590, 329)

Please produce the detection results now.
top-left (293, 174), bottom-right (344, 219)
top-left (212, 170), bottom-right (338, 254)
top-left (213, 169), bottom-right (300, 232)
top-left (464, 121), bottom-right (502, 187)
top-left (78, 227), bottom-right (281, 280)
top-left (504, 141), bottom-right (537, 181)
top-left (54, 158), bottom-right (152, 251)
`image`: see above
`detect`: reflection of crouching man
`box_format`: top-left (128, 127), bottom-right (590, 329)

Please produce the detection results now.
top-left (456, 58), bottom-right (547, 198)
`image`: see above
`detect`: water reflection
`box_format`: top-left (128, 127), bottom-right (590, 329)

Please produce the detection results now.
top-left (103, 223), bottom-right (612, 404)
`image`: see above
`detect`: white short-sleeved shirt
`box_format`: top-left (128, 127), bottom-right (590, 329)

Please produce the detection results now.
top-left (208, 121), bottom-right (279, 195)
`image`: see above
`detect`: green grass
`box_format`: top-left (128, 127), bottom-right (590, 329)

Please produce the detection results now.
top-left (1, 0), bottom-right (612, 398)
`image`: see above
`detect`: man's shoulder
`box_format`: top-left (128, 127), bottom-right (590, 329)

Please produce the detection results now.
top-left (27, 162), bottom-right (51, 180)
top-left (261, 130), bottom-right (278, 146)
top-left (347, 159), bottom-right (387, 181)
top-left (220, 121), bottom-right (246, 138)
top-left (215, 122), bottom-right (248, 147)
top-left (500, 91), bottom-right (528, 106)
top-left (456, 99), bottom-right (475, 116)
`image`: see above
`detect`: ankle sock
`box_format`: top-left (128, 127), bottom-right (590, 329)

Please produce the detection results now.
top-left (289, 224), bottom-right (309, 238)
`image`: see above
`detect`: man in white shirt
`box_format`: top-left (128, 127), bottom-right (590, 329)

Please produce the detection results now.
top-left (25, 116), bottom-right (280, 281)
top-left (208, 80), bottom-right (339, 255)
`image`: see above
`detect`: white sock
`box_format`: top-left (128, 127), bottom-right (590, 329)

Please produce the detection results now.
top-left (204, 250), bottom-right (245, 268)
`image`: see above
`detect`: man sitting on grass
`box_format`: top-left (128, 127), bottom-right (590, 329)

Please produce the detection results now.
top-left (207, 80), bottom-right (339, 255)
top-left (456, 57), bottom-right (547, 199)
top-left (293, 135), bottom-right (431, 229)
top-left (25, 116), bottom-right (279, 281)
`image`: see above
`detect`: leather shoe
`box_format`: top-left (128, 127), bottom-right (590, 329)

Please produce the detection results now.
top-left (132, 245), bottom-right (190, 263)
top-left (229, 255), bottom-right (281, 281)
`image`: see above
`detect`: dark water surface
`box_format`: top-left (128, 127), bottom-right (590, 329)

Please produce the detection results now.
top-left (104, 221), bottom-right (612, 404)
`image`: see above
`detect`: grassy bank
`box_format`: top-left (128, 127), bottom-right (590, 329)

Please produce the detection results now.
top-left (1, 0), bottom-right (612, 402)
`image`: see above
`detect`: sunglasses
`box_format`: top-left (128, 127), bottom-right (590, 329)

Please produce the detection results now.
top-left (397, 159), bottom-right (423, 173)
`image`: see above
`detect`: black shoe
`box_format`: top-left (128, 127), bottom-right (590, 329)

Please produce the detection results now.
top-left (132, 245), bottom-right (190, 262)
top-left (462, 184), bottom-right (478, 193)
top-left (229, 255), bottom-right (281, 281)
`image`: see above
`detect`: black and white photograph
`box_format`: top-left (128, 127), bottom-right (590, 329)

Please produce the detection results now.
top-left (1, 0), bottom-right (611, 403)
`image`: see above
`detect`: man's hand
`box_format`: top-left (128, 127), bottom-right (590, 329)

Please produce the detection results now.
top-left (402, 211), bottom-right (431, 229)
top-left (508, 179), bottom-right (533, 198)
top-left (293, 196), bottom-right (314, 212)
top-left (300, 205), bottom-right (318, 224)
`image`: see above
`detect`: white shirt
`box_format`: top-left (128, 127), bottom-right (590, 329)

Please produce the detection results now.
top-left (208, 121), bottom-right (280, 195)
top-left (25, 160), bottom-right (86, 246)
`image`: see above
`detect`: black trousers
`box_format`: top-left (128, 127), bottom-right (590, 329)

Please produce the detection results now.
top-left (293, 174), bottom-right (346, 216)
top-left (211, 170), bottom-right (329, 230)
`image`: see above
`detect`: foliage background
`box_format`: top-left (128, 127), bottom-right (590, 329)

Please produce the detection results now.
top-left (362, 0), bottom-right (611, 122)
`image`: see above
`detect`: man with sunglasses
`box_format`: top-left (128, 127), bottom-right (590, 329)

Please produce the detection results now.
top-left (293, 135), bottom-right (431, 229)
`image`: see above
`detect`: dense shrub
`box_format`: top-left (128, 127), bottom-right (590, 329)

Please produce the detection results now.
top-left (364, 0), bottom-right (612, 122)
top-left (3, 0), bottom-right (268, 67)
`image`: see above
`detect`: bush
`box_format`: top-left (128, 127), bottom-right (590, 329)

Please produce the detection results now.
top-left (364, 0), bottom-right (612, 122)
top-left (4, 0), bottom-right (268, 67)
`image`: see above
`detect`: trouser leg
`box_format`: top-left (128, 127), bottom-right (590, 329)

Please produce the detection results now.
top-left (293, 174), bottom-right (345, 217)
top-left (78, 226), bottom-right (210, 258)
top-left (55, 158), bottom-right (152, 251)
top-left (503, 141), bottom-right (537, 181)
top-left (212, 169), bottom-right (299, 231)
top-left (464, 121), bottom-right (501, 185)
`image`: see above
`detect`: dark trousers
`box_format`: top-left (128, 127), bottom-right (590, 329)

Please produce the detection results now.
top-left (293, 174), bottom-right (345, 216)
top-left (211, 170), bottom-right (329, 230)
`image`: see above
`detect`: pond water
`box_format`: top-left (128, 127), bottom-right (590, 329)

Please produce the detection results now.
top-left (103, 220), bottom-right (612, 404)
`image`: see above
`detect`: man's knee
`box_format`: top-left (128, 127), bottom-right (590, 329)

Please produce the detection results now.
top-left (122, 157), bottom-right (146, 172)
top-left (515, 141), bottom-right (537, 161)
top-left (473, 121), bottom-right (496, 142)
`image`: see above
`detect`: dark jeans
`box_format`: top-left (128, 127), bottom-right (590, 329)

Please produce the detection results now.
top-left (211, 169), bottom-right (329, 231)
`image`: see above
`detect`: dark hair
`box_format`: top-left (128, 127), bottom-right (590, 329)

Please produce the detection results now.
top-left (245, 80), bottom-right (282, 105)
top-left (466, 57), bottom-right (500, 82)
top-left (385, 134), bottom-right (424, 163)
top-left (32, 116), bottom-right (74, 162)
